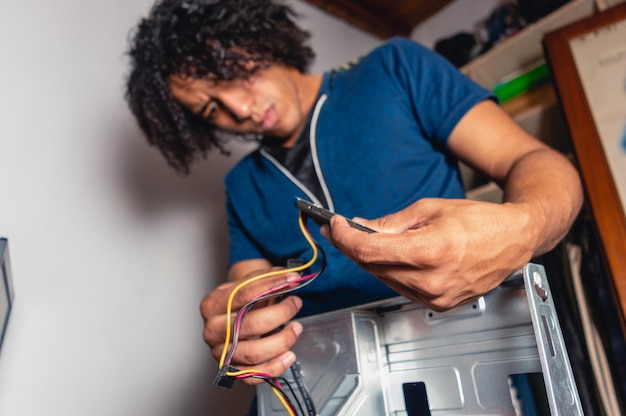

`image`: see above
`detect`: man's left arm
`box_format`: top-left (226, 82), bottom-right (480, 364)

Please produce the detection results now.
top-left (322, 100), bottom-right (583, 310)
top-left (447, 99), bottom-right (583, 255)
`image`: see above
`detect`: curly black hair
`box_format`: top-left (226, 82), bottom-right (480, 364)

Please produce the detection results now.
top-left (125, 0), bottom-right (315, 174)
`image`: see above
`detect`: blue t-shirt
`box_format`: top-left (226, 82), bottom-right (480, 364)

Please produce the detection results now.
top-left (225, 38), bottom-right (494, 317)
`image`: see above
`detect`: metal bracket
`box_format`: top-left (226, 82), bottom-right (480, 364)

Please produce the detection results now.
top-left (521, 263), bottom-right (583, 415)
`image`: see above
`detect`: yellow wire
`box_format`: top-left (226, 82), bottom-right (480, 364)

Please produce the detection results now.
top-left (220, 211), bottom-right (317, 415)
top-left (226, 369), bottom-right (264, 377)
top-left (219, 211), bottom-right (319, 369)
top-left (272, 385), bottom-right (296, 416)
top-left (226, 369), bottom-right (296, 415)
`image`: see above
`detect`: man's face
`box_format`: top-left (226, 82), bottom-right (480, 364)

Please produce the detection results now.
top-left (169, 65), bottom-right (312, 145)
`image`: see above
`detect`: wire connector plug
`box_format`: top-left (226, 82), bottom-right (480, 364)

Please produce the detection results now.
top-left (213, 365), bottom-right (238, 389)
top-left (286, 258), bottom-right (305, 269)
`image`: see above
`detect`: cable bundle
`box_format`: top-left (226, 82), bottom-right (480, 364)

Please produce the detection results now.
top-left (214, 210), bottom-right (325, 416)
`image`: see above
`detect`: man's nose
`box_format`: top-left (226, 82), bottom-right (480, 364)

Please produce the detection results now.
top-left (219, 92), bottom-right (253, 123)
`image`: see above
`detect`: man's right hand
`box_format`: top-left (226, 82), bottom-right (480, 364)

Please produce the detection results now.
top-left (200, 268), bottom-right (304, 385)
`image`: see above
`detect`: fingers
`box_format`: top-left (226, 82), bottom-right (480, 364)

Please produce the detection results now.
top-left (212, 320), bottom-right (303, 386)
top-left (201, 270), bottom-right (300, 321)
top-left (204, 295), bottom-right (303, 347)
top-left (201, 269), bottom-right (305, 381)
top-left (362, 198), bottom-right (442, 233)
top-left (337, 198), bottom-right (458, 235)
top-left (205, 293), bottom-right (304, 384)
top-left (213, 321), bottom-right (302, 368)
top-left (232, 350), bottom-right (299, 386)
top-left (327, 215), bottom-right (440, 266)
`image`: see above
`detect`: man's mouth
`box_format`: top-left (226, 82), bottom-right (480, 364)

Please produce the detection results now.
top-left (261, 105), bottom-right (277, 131)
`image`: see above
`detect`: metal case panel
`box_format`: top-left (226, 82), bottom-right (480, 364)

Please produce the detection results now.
top-left (257, 263), bottom-right (582, 415)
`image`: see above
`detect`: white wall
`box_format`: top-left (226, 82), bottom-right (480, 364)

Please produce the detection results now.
top-left (0, 1), bottom-right (378, 415)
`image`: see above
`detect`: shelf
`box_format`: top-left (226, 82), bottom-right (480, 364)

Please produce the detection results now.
top-left (302, 0), bottom-right (455, 39)
top-left (461, 0), bottom-right (596, 90)
top-left (459, 0), bottom-right (597, 166)
top-left (500, 82), bottom-right (555, 118)
top-left (457, 0), bottom-right (598, 195)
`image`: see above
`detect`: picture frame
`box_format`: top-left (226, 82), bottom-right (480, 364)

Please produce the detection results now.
top-left (543, 3), bottom-right (626, 321)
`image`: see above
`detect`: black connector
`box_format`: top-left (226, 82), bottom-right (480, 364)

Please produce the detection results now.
top-left (286, 258), bottom-right (305, 269)
top-left (213, 365), bottom-right (239, 389)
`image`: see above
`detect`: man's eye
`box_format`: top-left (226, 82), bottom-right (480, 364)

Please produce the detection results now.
top-left (204, 101), bottom-right (218, 119)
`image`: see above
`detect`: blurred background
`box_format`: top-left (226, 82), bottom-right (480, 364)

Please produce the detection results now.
top-left (0, 0), bottom-right (570, 414)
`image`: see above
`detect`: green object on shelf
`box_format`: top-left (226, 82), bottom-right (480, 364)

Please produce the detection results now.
top-left (493, 62), bottom-right (550, 103)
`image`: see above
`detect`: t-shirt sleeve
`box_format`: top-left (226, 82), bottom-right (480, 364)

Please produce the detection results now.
top-left (382, 38), bottom-right (496, 148)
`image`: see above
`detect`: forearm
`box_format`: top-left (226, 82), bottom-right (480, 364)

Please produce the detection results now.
top-left (501, 147), bottom-right (583, 256)
top-left (228, 258), bottom-right (274, 281)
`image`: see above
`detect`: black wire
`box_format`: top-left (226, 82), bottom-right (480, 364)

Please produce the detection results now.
top-left (261, 377), bottom-right (302, 416)
top-left (290, 361), bottom-right (317, 416)
top-left (276, 376), bottom-right (306, 416)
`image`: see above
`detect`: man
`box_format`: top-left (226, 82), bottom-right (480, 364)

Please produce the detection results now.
top-left (126, 0), bottom-right (582, 396)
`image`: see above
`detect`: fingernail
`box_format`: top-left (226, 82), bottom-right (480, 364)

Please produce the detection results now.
top-left (292, 321), bottom-right (303, 336)
top-left (285, 272), bottom-right (300, 282)
top-left (282, 351), bottom-right (296, 367)
top-left (292, 296), bottom-right (303, 310)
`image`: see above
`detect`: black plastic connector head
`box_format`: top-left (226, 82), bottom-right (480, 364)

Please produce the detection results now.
top-left (286, 258), bottom-right (305, 269)
top-left (213, 365), bottom-right (238, 389)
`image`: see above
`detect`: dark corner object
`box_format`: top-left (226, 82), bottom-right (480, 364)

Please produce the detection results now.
top-left (0, 237), bottom-right (15, 352)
